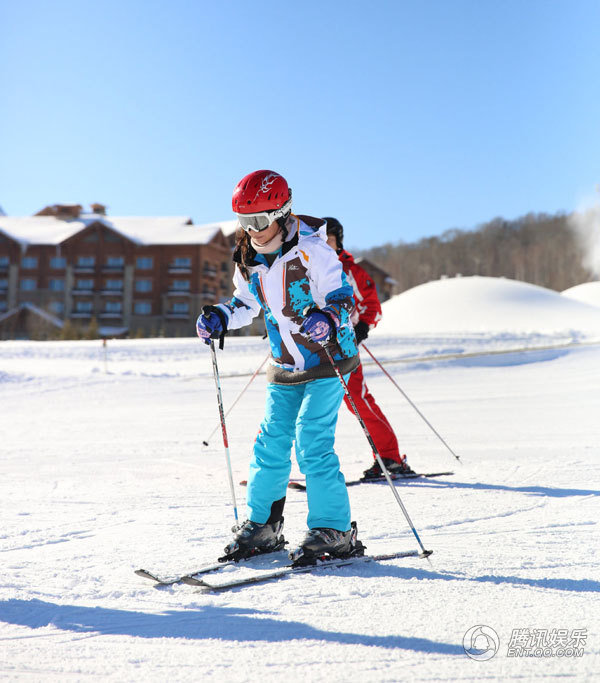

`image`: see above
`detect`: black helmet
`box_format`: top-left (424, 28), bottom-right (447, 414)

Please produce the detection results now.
top-left (324, 217), bottom-right (344, 250)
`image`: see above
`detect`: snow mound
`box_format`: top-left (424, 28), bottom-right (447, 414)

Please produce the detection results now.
top-left (561, 281), bottom-right (600, 308)
top-left (373, 275), bottom-right (600, 336)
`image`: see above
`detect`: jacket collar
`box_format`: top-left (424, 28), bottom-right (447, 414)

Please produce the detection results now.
top-left (338, 249), bottom-right (355, 265)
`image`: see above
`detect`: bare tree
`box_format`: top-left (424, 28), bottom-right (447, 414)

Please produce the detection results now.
top-left (356, 211), bottom-right (593, 294)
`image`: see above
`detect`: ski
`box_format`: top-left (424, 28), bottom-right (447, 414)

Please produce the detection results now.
top-left (182, 548), bottom-right (431, 591)
top-left (239, 479), bottom-right (305, 488)
top-left (239, 472), bottom-right (453, 492)
top-left (135, 547), bottom-right (288, 586)
top-left (286, 471), bottom-right (454, 491)
top-left (135, 563), bottom-right (229, 586)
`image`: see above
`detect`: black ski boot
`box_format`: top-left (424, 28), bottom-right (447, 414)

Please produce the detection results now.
top-left (362, 457), bottom-right (415, 480)
top-left (221, 518), bottom-right (285, 561)
top-left (289, 521), bottom-right (365, 565)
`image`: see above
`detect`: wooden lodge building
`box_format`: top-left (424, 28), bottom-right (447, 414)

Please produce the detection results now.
top-left (0, 204), bottom-right (237, 339)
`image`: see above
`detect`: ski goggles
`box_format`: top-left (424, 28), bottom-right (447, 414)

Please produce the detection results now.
top-left (236, 198), bottom-right (292, 233)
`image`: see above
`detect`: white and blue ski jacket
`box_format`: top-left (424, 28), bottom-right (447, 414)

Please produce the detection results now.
top-left (217, 215), bottom-right (359, 383)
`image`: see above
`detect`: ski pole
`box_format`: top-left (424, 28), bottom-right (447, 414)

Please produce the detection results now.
top-left (202, 353), bottom-right (270, 447)
top-left (209, 339), bottom-right (239, 523)
top-left (362, 344), bottom-right (461, 463)
top-left (321, 343), bottom-right (432, 558)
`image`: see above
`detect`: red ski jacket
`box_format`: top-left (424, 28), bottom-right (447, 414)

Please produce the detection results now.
top-left (338, 249), bottom-right (382, 329)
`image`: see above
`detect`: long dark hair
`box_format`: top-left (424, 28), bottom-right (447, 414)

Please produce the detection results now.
top-left (233, 217), bottom-right (290, 281)
top-left (234, 228), bottom-right (254, 282)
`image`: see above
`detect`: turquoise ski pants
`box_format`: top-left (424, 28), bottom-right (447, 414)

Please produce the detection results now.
top-left (247, 376), bottom-right (351, 531)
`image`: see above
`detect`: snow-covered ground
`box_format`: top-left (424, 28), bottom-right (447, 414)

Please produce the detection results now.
top-left (374, 275), bottom-right (600, 336)
top-left (562, 281), bottom-right (600, 308)
top-left (1, 277), bottom-right (599, 681)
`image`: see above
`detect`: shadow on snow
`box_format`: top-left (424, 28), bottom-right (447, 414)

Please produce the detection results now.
top-left (0, 598), bottom-right (463, 653)
top-left (381, 478), bottom-right (600, 498)
top-left (354, 565), bottom-right (600, 594)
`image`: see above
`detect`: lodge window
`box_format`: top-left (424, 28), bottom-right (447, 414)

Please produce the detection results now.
top-left (50, 257), bottom-right (66, 269)
top-left (134, 301), bottom-right (152, 315)
top-left (77, 256), bottom-right (95, 267)
top-left (49, 279), bottom-right (65, 291)
top-left (106, 256), bottom-right (124, 267)
top-left (21, 257), bottom-right (38, 269)
top-left (136, 257), bottom-right (153, 269)
top-left (20, 278), bottom-right (36, 291)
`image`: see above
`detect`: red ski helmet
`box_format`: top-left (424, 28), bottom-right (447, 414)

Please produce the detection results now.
top-left (232, 170), bottom-right (291, 214)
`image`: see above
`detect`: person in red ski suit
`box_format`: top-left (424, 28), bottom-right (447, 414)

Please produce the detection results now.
top-left (324, 217), bottom-right (414, 478)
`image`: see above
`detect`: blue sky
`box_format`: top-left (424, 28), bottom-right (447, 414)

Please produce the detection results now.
top-left (1, 0), bottom-right (599, 249)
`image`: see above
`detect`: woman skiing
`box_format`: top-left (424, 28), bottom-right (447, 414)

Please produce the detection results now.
top-left (324, 217), bottom-right (415, 479)
top-left (196, 170), bottom-right (362, 563)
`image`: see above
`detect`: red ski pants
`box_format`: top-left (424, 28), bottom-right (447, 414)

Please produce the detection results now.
top-left (343, 361), bottom-right (401, 462)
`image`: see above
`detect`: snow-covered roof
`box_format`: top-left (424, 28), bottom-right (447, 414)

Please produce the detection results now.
top-left (219, 219), bottom-right (240, 237)
top-left (97, 216), bottom-right (222, 246)
top-left (98, 326), bottom-right (129, 337)
top-left (0, 214), bottom-right (234, 247)
top-left (0, 302), bottom-right (64, 328)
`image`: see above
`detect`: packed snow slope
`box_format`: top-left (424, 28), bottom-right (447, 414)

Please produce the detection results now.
top-left (1, 277), bottom-right (599, 682)
top-left (562, 281), bottom-right (600, 308)
top-left (374, 275), bottom-right (600, 336)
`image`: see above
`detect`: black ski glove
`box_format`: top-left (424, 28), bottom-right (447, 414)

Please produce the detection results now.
top-left (354, 321), bottom-right (369, 345)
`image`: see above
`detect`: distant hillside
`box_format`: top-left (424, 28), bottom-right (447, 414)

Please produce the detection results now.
top-left (356, 212), bottom-right (593, 294)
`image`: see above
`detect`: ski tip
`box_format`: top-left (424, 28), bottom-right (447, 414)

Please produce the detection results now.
top-left (419, 549), bottom-right (434, 559)
top-left (181, 576), bottom-right (205, 586)
top-left (287, 482), bottom-right (307, 491)
top-left (202, 440), bottom-right (209, 447)
top-left (134, 569), bottom-right (154, 579)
